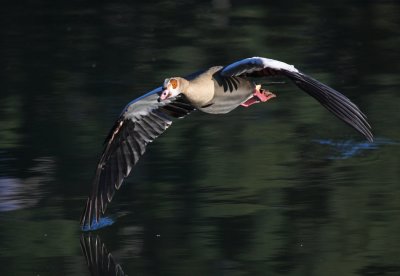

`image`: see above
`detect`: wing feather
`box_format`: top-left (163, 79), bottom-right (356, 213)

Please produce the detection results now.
top-left (80, 90), bottom-right (195, 229)
top-left (221, 57), bottom-right (373, 142)
top-left (282, 70), bottom-right (373, 142)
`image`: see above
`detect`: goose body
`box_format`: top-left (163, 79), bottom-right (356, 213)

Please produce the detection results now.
top-left (80, 57), bottom-right (373, 229)
top-left (163, 66), bottom-right (255, 114)
top-left (199, 69), bottom-right (255, 114)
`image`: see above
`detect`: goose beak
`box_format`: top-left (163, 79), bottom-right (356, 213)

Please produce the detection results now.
top-left (158, 89), bottom-right (170, 102)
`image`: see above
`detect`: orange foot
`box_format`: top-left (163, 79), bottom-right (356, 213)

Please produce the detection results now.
top-left (241, 85), bottom-right (276, 107)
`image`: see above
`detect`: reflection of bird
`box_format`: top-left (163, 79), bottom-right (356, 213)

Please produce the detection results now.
top-left (80, 57), bottom-right (373, 228)
top-left (80, 234), bottom-right (126, 276)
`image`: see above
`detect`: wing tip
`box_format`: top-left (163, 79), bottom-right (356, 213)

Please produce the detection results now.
top-left (286, 70), bottom-right (374, 143)
top-left (365, 130), bottom-right (374, 143)
top-left (80, 193), bottom-right (117, 231)
top-left (80, 196), bottom-right (100, 231)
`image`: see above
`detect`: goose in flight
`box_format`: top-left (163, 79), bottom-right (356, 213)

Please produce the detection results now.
top-left (80, 57), bottom-right (373, 229)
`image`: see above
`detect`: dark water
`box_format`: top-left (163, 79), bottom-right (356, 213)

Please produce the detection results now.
top-left (1, 1), bottom-right (399, 275)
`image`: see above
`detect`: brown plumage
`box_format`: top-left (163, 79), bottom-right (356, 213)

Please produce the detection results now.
top-left (80, 57), bottom-right (373, 229)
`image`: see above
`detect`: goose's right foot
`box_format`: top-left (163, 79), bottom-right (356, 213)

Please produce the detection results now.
top-left (241, 85), bottom-right (276, 107)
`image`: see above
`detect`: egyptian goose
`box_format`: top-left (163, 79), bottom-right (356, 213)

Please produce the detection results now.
top-left (80, 57), bottom-right (373, 229)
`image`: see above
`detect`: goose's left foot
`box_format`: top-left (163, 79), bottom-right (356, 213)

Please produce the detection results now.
top-left (241, 85), bottom-right (276, 107)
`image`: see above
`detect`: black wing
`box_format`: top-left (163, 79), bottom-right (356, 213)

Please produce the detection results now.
top-left (221, 57), bottom-right (373, 142)
top-left (80, 87), bottom-right (195, 229)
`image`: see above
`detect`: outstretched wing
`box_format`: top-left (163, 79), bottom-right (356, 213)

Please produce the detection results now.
top-left (80, 87), bottom-right (195, 229)
top-left (221, 57), bottom-right (373, 142)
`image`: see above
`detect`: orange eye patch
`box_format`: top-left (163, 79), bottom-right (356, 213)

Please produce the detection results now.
top-left (170, 79), bottom-right (178, 89)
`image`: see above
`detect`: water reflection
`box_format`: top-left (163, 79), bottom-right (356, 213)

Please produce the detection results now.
top-left (0, 157), bottom-right (55, 212)
top-left (80, 233), bottom-right (126, 276)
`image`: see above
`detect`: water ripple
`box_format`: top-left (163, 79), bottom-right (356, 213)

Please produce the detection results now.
top-left (313, 138), bottom-right (398, 159)
top-left (81, 217), bottom-right (115, 231)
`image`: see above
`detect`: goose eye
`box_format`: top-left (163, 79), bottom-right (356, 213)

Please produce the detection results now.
top-left (170, 79), bottom-right (178, 89)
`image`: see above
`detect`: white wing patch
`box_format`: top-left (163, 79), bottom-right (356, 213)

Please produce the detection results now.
top-left (221, 56), bottom-right (299, 76)
top-left (255, 57), bottom-right (299, 72)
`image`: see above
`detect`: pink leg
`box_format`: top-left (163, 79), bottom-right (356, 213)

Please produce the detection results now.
top-left (241, 86), bottom-right (276, 107)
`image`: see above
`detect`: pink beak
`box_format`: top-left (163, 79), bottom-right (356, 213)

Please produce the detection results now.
top-left (158, 89), bottom-right (170, 102)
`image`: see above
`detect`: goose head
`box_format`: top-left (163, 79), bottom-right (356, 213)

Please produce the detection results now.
top-left (158, 77), bottom-right (187, 102)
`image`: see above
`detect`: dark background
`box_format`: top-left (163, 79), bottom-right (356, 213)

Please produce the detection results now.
top-left (0, 1), bottom-right (399, 275)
